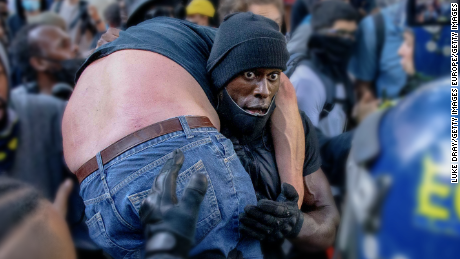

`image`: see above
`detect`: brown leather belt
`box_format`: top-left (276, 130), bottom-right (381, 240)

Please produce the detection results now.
top-left (75, 116), bottom-right (215, 184)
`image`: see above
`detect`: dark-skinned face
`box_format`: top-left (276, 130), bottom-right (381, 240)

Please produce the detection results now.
top-left (225, 68), bottom-right (281, 115)
top-left (29, 25), bottom-right (78, 73)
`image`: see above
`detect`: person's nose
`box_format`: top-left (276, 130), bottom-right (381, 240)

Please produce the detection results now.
top-left (253, 79), bottom-right (270, 99)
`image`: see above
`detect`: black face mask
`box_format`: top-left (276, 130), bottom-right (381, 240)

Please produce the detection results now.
top-left (308, 34), bottom-right (355, 65)
top-left (51, 58), bottom-right (86, 87)
top-left (217, 89), bottom-right (276, 141)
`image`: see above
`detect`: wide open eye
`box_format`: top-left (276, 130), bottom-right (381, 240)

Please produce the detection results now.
top-left (268, 73), bottom-right (279, 81)
top-left (244, 71), bottom-right (256, 80)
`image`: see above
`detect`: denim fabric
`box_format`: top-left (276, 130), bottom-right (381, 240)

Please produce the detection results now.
top-left (80, 116), bottom-right (262, 259)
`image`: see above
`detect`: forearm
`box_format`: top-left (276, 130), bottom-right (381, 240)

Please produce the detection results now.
top-left (290, 206), bottom-right (339, 252)
top-left (271, 73), bottom-right (305, 206)
top-left (290, 170), bottom-right (340, 252)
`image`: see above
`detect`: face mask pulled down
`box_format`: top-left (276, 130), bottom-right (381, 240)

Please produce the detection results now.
top-left (217, 89), bottom-right (276, 141)
top-left (50, 58), bottom-right (86, 87)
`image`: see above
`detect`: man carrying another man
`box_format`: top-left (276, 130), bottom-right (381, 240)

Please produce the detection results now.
top-left (64, 12), bottom-right (307, 259)
top-left (208, 12), bottom-right (339, 258)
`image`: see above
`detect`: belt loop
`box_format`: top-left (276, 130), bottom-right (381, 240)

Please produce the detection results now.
top-left (96, 152), bottom-right (105, 180)
top-left (96, 152), bottom-right (111, 194)
top-left (179, 116), bottom-right (194, 139)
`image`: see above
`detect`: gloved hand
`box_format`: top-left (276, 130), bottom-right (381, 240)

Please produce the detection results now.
top-left (239, 183), bottom-right (304, 243)
top-left (139, 149), bottom-right (208, 259)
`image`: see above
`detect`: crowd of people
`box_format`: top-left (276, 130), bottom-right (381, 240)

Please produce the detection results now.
top-left (0, 0), bottom-right (455, 259)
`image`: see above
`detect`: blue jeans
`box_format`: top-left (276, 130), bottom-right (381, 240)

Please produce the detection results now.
top-left (80, 116), bottom-right (262, 259)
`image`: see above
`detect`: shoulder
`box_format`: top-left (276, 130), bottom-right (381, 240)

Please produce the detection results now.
top-left (11, 89), bottom-right (66, 114)
top-left (291, 63), bottom-right (326, 98)
top-left (291, 63), bottom-right (323, 86)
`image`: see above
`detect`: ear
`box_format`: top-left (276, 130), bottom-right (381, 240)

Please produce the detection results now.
top-left (29, 56), bottom-right (48, 72)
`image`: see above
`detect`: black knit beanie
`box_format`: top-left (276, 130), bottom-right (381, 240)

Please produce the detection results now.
top-left (207, 12), bottom-right (289, 90)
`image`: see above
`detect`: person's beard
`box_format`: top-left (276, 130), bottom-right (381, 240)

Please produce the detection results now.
top-left (50, 58), bottom-right (86, 87)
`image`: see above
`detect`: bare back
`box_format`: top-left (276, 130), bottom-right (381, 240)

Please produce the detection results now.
top-left (62, 50), bottom-right (219, 172)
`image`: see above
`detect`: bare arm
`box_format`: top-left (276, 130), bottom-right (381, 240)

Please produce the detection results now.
top-left (290, 169), bottom-right (340, 252)
top-left (271, 73), bottom-right (305, 206)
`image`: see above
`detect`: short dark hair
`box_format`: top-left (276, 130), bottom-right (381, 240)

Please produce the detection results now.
top-left (0, 177), bottom-right (42, 244)
top-left (9, 24), bottom-right (42, 84)
top-left (311, 0), bottom-right (359, 31)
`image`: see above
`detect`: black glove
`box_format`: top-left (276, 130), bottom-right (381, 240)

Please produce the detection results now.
top-left (139, 149), bottom-right (208, 259)
top-left (239, 183), bottom-right (304, 243)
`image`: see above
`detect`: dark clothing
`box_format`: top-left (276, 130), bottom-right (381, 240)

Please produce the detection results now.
top-left (76, 17), bottom-right (218, 107)
top-left (223, 111), bottom-right (321, 202)
top-left (223, 111), bottom-right (321, 258)
top-left (6, 86), bottom-right (67, 200)
top-left (290, 0), bottom-right (317, 34)
top-left (316, 129), bottom-right (353, 189)
top-left (7, 14), bottom-right (26, 41)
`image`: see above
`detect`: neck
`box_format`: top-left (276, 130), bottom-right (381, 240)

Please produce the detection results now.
top-left (36, 73), bottom-right (57, 95)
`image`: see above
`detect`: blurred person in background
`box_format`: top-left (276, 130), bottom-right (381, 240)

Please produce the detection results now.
top-left (243, 0), bottom-right (284, 30)
top-left (336, 7), bottom-right (453, 256)
top-left (0, 0), bottom-right (8, 21)
top-left (290, 0), bottom-right (359, 138)
top-left (282, 0), bottom-right (294, 33)
top-left (0, 178), bottom-right (76, 259)
top-left (219, 0), bottom-right (284, 31)
top-left (288, 0), bottom-right (374, 53)
top-left (349, 0), bottom-right (407, 101)
top-left (124, 0), bottom-right (177, 28)
top-left (11, 11), bottom-right (68, 87)
top-left (289, 0), bottom-right (314, 35)
top-left (27, 11), bottom-right (67, 30)
top-left (186, 0), bottom-right (215, 27)
top-left (397, 26), bottom-right (451, 96)
top-left (286, 0), bottom-right (318, 55)
top-left (52, 0), bottom-right (106, 57)
top-left (118, 0), bottom-right (129, 26)
top-left (5, 24), bottom-right (104, 259)
top-left (0, 25), bottom-right (68, 198)
top-left (102, 0), bottom-right (285, 46)
top-left (337, 78), bottom-right (455, 259)
top-left (10, 24), bottom-right (83, 98)
top-left (7, 0), bottom-right (47, 40)
top-left (0, 0), bottom-right (9, 47)
top-left (104, 2), bottom-right (122, 29)
top-left (289, 0), bottom-right (373, 192)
